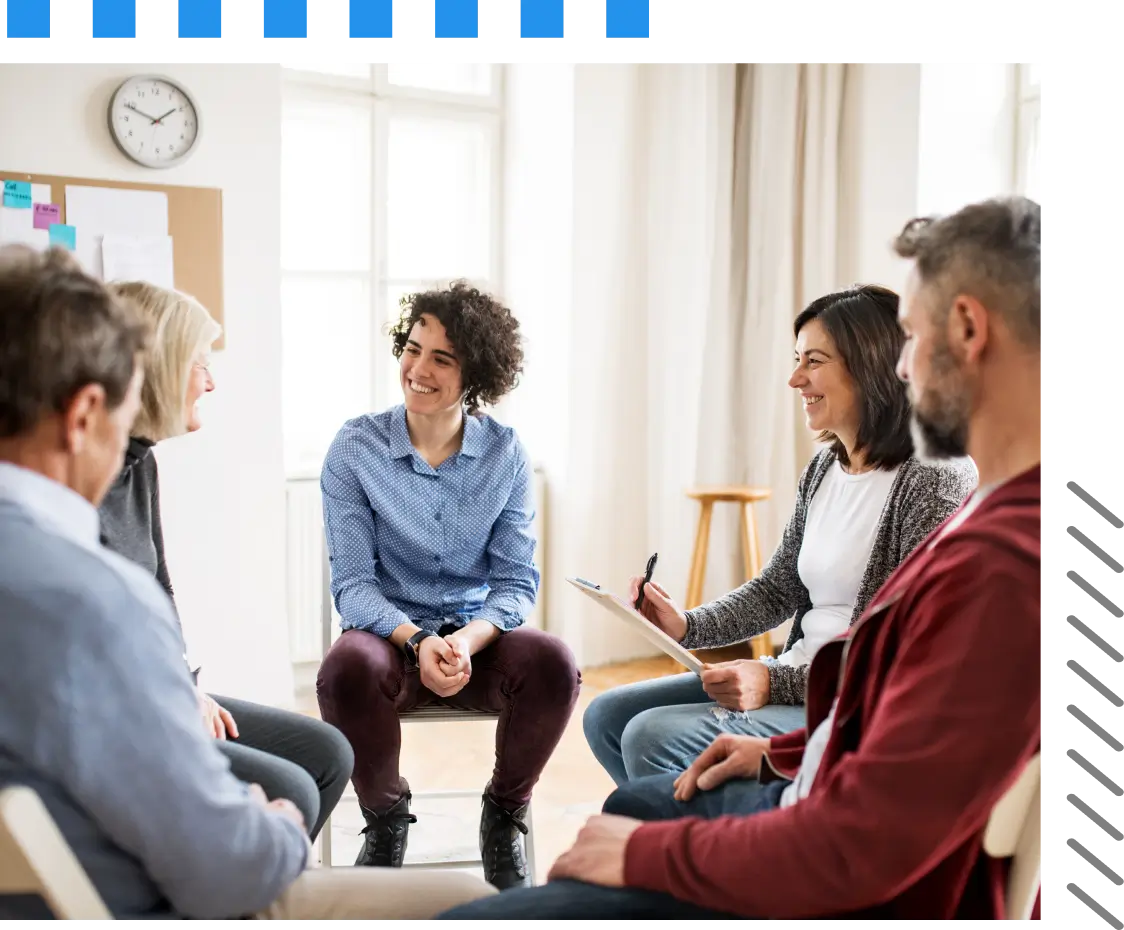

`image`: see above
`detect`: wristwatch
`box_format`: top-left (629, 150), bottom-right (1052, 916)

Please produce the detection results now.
top-left (403, 629), bottom-right (436, 667)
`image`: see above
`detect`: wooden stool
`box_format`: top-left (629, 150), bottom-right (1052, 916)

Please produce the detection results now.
top-left (683, 485), bottom-right (774, 663)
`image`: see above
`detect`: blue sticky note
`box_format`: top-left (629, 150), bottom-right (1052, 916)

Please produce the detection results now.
top-left (49, 224), bottom-right (77, 251)
top-left (522, 0), bottom-right (563, 37)
top-left (260, 0), bottom-right (310, 38)
top-left (607, 0), bottom-right (648, 37)
top-left (436, 0), bottom-right (477, 37)
top-left (350, 0), bottom-right (392, 37)
top-left (6, 0), bottom-right (50, 38)
top-left (3, 180), bottom-right (32, 209)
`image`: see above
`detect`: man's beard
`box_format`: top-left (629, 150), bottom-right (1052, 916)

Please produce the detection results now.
top-left (911, 339), bottom-right (972, 460)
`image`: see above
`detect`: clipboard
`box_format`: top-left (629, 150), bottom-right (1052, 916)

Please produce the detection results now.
top-left (567, 577), bottom-right (703, 675)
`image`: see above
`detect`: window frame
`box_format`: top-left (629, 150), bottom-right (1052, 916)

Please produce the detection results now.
top-left (280, 65), bottom-right (505, 478)
top-left (1012, 64), bottom-right (1040, 198)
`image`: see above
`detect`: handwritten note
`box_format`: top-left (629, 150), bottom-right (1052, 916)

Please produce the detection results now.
top-left (49, 224), bottom-right (77, 251)
top-left (33, 203), bottom-right (60, 230)
top-left (3, 181), bottom-right (32, 209)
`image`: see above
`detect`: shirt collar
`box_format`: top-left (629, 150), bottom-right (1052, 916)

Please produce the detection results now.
top-left (387, 405), bottom-right (485, 460)
top-left (0, 462), bottom-right (101, 550)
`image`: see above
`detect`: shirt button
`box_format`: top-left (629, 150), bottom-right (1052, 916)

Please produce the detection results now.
top-left (434, 555), bottom-right (441, 562)
top-left (435, 513), bottom-right (441, 521)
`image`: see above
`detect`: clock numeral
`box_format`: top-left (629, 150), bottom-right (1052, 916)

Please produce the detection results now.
top-left (128, 130), bottom-right (133, 137)
top-left (155, 147), bottom-right (161, 154)
top-left (123, 115), bottom-right (129, 122)
top-left (154, 88), bottom-right (161, 96)
top-left (180, 134), bottom-right (185, 141)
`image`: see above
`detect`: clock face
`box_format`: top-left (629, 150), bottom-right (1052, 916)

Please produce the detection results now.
top-left (109, 76), bottom-right (200, 168)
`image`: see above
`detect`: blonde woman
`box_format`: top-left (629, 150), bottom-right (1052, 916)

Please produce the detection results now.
top-left (97, 281), bottom-right (353, 841)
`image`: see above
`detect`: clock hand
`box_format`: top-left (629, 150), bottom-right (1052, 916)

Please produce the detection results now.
top-left (154, 109), bottom-right (177, 124)
top-left (126, 102), bottom-right (162, 124)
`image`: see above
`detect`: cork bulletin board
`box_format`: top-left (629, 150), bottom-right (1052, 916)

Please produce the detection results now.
top-left (0, 170), bottom-right (225, 349)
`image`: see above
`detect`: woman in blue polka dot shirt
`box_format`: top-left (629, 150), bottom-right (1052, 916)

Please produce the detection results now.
top-left (317, 281), bottom-right (581, 890)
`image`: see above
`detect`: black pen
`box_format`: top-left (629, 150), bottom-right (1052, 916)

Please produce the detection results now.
top-left (634, 552), bottom-right (658, 611)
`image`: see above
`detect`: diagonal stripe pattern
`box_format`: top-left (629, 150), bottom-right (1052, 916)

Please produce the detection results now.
top-left (1068, 482), bottom-right (1124, 926)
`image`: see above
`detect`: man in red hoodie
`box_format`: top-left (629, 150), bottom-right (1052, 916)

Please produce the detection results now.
top-left (439, 194), bottom-right (1041, 920)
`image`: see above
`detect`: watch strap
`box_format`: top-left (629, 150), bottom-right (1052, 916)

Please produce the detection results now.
top-left (405, 629), bottom-right (436, 665)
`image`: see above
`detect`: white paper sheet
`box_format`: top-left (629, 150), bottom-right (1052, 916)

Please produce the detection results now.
top-left (101, 233), bottom-right (175, 290)
top-left (0, 206), bottom-right (49, 250)
top-left (31, 183), bottom-right (52, 206)
top-left (65, 185), bottom-right (169, 280)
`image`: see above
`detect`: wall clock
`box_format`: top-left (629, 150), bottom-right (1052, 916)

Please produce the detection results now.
top-left (108, 75), bottom-right (201, 168)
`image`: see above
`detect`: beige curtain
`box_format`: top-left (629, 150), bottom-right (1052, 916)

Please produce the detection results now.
top-left (695, 64), bottom-right (847, 609)
top-left (554, 65), bottom-right (847, 667)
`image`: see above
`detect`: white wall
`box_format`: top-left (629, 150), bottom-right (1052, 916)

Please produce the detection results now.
top-left (0, 64), bottom-right (295, 707)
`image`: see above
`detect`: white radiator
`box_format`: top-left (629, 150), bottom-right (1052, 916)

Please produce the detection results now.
top-left (285, 467), bottom-right (548, 665)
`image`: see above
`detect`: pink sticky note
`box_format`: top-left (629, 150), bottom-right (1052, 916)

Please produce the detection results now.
top-left (34, 203), bottom-right (60, 231)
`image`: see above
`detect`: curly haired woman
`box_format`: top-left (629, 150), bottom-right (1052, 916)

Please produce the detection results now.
top-left (316, 281), bottom-right (580, 890)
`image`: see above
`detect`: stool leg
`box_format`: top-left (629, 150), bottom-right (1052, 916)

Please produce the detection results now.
top-left (525, 799), bottom-right (537, 885)
top-left (685, 501), bottom-right (714, 610)
top-left (742, 503), bottom-right (772, 660)
top-left (739, 503), bottom-right (754, 582)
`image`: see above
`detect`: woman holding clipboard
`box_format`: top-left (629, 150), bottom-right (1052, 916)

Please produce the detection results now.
top-left (583, 285), bottom-right (977, 786)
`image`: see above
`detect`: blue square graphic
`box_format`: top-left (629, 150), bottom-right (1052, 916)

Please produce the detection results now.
top-left (435, 0), bottom-right (477, 38)
top-left (264, 0), bottom-right (306, 38)
top-left (179, 0), bottom-right (221, 38)
top-left (7, 0), bottom-right (50, 37)
top-left (521, 0), bottom-right (563, 38)
top-left (606, 0), bottom-right (648, 38)
top-left (93, 0), bottom-right (136, 38)
top-left (350, 0), bottom-right (393, 38)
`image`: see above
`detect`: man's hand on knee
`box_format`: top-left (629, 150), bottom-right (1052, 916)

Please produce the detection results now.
top-left (673, 734), bottom-right (769, 802)
top-left (547, 814), bottom-right (642, 887)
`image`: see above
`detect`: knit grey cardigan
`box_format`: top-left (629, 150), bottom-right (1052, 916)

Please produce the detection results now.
top-left (682, 449), bottom-right (978, 706)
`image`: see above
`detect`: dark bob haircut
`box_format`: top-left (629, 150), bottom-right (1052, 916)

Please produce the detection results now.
top-left (388, 280), bottom-right (524, 414)
top-left (793, 284), bottom-right (913, 470)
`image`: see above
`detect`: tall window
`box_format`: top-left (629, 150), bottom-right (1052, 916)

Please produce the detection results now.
top-left (916, 64), bottom-right (1040, 216)
top-left (280, 64), bottom-right (504, 477)
top-left (1015, 64), bottom-right (1039, 201)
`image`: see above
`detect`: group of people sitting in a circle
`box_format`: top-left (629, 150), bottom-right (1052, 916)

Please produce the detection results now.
top-left (0, 193), bottom-right (1040, 919)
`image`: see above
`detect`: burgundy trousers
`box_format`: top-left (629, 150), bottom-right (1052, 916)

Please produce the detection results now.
top-left (316, 626), bottom-right (581, 813)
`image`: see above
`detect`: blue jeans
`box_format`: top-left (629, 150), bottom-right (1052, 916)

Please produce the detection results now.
top-left (438, 774), bottom-right (787, 919)
top-left (583, 671), bottom-right (806, 784)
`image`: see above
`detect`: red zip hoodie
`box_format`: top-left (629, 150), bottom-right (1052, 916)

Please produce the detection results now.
top-left (624, 464), bottom-right (1040, 919)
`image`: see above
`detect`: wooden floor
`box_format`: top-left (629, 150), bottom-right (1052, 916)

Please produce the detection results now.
top-left (298, 656), bottom-right (678, 882)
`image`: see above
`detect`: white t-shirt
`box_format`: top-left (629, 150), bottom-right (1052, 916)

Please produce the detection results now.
top-left (776, 460), bottom-right (900, 669)
top-left (778, 481), bottom-right (998, 809)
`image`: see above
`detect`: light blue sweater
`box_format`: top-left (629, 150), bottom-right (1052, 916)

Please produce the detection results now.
top-left (0, 464), bottom-right (308, 919)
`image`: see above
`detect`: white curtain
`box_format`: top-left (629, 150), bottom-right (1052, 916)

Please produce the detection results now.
top-left (550, 65), bottom-right (847, 667)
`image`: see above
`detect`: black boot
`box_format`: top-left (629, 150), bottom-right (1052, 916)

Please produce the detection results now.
top-left (355, 793), bottom-right (417, 868)
top-left (479, 792), bottom-right (532, 890)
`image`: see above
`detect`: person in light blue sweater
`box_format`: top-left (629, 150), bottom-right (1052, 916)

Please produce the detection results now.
top-left (0, 245), bottom-right (495, 919)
